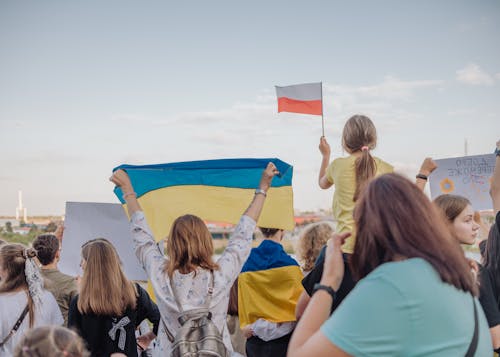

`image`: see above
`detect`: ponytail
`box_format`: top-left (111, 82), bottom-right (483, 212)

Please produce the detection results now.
top-left (353, 149), bottom-right (376, 201)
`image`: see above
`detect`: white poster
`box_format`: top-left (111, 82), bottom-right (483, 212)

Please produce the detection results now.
top-left (59, 202), bottom-right (148, 281)
top-left (429, 154), bottom-right (496, 210)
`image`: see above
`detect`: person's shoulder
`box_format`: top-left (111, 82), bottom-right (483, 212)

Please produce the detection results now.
top-left (364, 258), bottom-right (433, 287)
top-left (374, 157), bottom-right (394, 173)
top-left (332, 156), bottom-right (353, 165)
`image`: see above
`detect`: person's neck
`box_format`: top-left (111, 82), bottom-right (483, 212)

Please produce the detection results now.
top-left (265, 237), bottom-right (282, 244)
top-left (41, 262), bottom-right (58, 270)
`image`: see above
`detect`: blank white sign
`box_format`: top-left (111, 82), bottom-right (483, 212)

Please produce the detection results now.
top-left (59, 202), bottom-right (147, 281)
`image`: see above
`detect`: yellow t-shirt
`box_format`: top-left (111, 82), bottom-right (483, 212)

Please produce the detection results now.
top-left (326, 156), bottom-right (393, 253)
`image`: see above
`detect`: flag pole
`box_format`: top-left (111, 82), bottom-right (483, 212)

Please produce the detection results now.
top-left (320, 82), bottom-right (325, 137)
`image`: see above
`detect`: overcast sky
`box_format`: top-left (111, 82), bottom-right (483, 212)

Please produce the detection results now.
top-left (1, 0), bottom-right (499, 215)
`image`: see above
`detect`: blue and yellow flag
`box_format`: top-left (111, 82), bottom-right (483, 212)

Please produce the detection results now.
top-left (113, 158), bottom-right (294, 240)
top-left (238, 240), bottom-right (304, 327)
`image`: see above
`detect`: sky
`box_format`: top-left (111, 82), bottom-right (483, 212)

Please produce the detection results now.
top-left (1, 0), bottom-right (499, 216)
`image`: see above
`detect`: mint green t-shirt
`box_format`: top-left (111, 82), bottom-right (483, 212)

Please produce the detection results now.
top-left (321, 258), bottom-right (491, 356)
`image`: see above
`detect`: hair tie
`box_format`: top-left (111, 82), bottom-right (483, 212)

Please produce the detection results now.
top-left (62, 351), bottom-right (69, 356)
top-left (361, 146), bottom-right (369, 152)
top-left (22, 346), bottom-right (30, 352)
top-left (24, 251), bottom-right (44, 306)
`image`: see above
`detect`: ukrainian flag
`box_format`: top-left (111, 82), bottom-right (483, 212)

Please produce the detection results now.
top-left (238, 240), bottom-right (304, 327)
top-left (113, 158), bottom-right (294, 241)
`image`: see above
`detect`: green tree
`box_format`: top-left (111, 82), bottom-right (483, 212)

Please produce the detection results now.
top-left (29, 224), bottom-right (38, 234)
top-left (5, 221), bottom-right (13, 233)
top-left (44, 221), bottom-right (57, 232)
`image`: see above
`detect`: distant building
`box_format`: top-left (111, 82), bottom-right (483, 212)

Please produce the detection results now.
top-left (15, 190), bottom-right (27, 222)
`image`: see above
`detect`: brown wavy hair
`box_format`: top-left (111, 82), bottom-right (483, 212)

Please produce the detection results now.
top-left (78, 239), bottom-right (137, 316)
top-left (165, 214), bottom-right (219, 277)
top-left (351, 173), bottom-right (477, 295)
top-left (14, 325), bottom-right (89, 357)
top-left (296, 222), bottom-right (333, 272)
top-left (342, 114), bottom-right (377, 201)
top-left (0, 244), bottom-right (37, 327)
top-left (433, 194), bottom-right (471, 223)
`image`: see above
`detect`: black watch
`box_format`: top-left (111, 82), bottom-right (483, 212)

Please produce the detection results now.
top-left (313, 283), bottom-right (336, 300)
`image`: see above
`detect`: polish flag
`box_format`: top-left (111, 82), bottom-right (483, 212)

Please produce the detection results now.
top-left (275, 82), bottom-right (322, 116)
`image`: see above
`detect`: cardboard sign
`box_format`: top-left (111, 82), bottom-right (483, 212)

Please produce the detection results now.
top-left (59, 202), bottom-right (148, 281)
top-left (429, 154), bottom-right (495, 210)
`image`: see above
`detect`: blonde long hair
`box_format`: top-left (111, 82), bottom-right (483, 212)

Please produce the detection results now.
top-left (165, 214), bottom-right (219, 277)
top-left (77, 239), bottom-right (136, 316)
top-left (0, 244), bottom-right (37, 327)
top-left (15, 325), bottom-right (89, 357)
top-left (342, 115), bottom-right (378, 201)
top-left (296, 223), bottom-right (333, 272)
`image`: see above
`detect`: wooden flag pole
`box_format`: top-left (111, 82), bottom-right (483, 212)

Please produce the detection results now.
top-left (320, 82), bottom-right (325, 137)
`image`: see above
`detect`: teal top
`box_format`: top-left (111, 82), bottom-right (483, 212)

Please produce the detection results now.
top-left (320, 258), bottom-right (491, 356)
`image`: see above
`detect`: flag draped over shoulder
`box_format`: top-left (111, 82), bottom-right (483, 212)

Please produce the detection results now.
top-left (238, 240), bottom-right (304, 327)
top-left (275, 82), bottom-right (322, 115)
top-left (112, 158), bottom-right (294, 240)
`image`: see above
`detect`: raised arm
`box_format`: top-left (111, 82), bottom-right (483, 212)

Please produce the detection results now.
top-left (288, 232), bottom-right (351, 357)
top-left (109, 169), bottom-right (141, 216)
top-left (318, 137), bottom-right (333, 189)
top-left (243, 162), bottom-right (280, 221)
top-left (491, 140), bottom-right (500, 214)
top-left (415, 157), bottom-right (437, 191)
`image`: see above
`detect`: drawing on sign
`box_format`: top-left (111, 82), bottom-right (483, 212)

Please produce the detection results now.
top-left (439, 178), bottom-right (455, 194)
top-left (429, 153), bottom-right (495, 211)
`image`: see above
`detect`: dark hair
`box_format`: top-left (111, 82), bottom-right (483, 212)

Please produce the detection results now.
top-left (259, 227), bottom-right (281, 238)
top-left (342, 115), bottom-right (378, 201)
top-left (482, 220), bottom-right (500, 288)
top-left (32, 234), bottom-right (59, 265)
top-left (227, 279), bottom-right (239, 316)
top-left (433, 194), bottom-right (471, 222)
top-left (351, 173), bottom-right (477, 295)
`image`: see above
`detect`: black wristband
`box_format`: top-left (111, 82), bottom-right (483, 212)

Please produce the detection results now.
top-left (313, 283), bottom-right (336, 301)
top-left (416, 173), bottom-right (428, 181)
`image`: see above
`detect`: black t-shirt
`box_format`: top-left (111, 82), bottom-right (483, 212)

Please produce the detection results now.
top-left (478, 211), bottom-right (500, 328)
top-left (302, 246), bottom-right (356, 314)
top-left (68, 284), bottom-right (160, 357)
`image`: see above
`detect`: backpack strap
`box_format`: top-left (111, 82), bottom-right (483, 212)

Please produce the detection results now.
top-left (464, 294), bottom-right (479, 357)
top-left (164, 270), bottom-right (215, 342)
top-left (0, 304), bottom-right (29, 349)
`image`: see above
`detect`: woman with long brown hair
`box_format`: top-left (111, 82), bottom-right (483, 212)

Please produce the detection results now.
top-left (109, 162), bottom-right (279, 356)
top-left (288, 173), bottom-right (491, 356)
top-left (0, 244), bottom-right (63, 355)
top-left (68, 239), bottom-right (160, 357)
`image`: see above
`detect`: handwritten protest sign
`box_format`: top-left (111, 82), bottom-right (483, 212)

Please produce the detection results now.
top-left (429, 154), bottom-right (495, 210)
top-left (59, 202), bottom-right (148, 281)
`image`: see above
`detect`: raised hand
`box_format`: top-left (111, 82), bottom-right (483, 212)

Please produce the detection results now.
top-left (419, 157), bottom-right (437, 176)
top-left (319, 136), bottom-right (331, 157)
top-left (320, 232), bottom-right (351, 291)
top-left (258, 162), bottom-right (280, 192)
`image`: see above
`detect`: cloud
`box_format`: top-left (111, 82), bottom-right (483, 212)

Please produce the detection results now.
top-left (456, 64), bottom-right (494, 85)
top-left (496, 73), bottom-right (500, 80)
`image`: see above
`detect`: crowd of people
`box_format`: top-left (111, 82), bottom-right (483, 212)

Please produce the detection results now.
top-left (0, 114), bottom-right (499, 357)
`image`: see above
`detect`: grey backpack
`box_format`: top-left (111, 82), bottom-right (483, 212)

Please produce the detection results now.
top-left (165, 271), bottom-right (229, 357)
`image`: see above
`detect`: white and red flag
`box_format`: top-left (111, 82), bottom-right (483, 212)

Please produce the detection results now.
top-left (275, 82), bottom-right (323, 116)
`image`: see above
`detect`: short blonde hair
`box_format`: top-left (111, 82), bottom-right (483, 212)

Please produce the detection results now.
top-left (14, 325), bottom-right (89, 357)
top-left (165, 214), bottom-right (219, 277)
top-left (296, 222), bottom-right (333, 272)
top-left (78, 239), bottom-right (136, 316)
